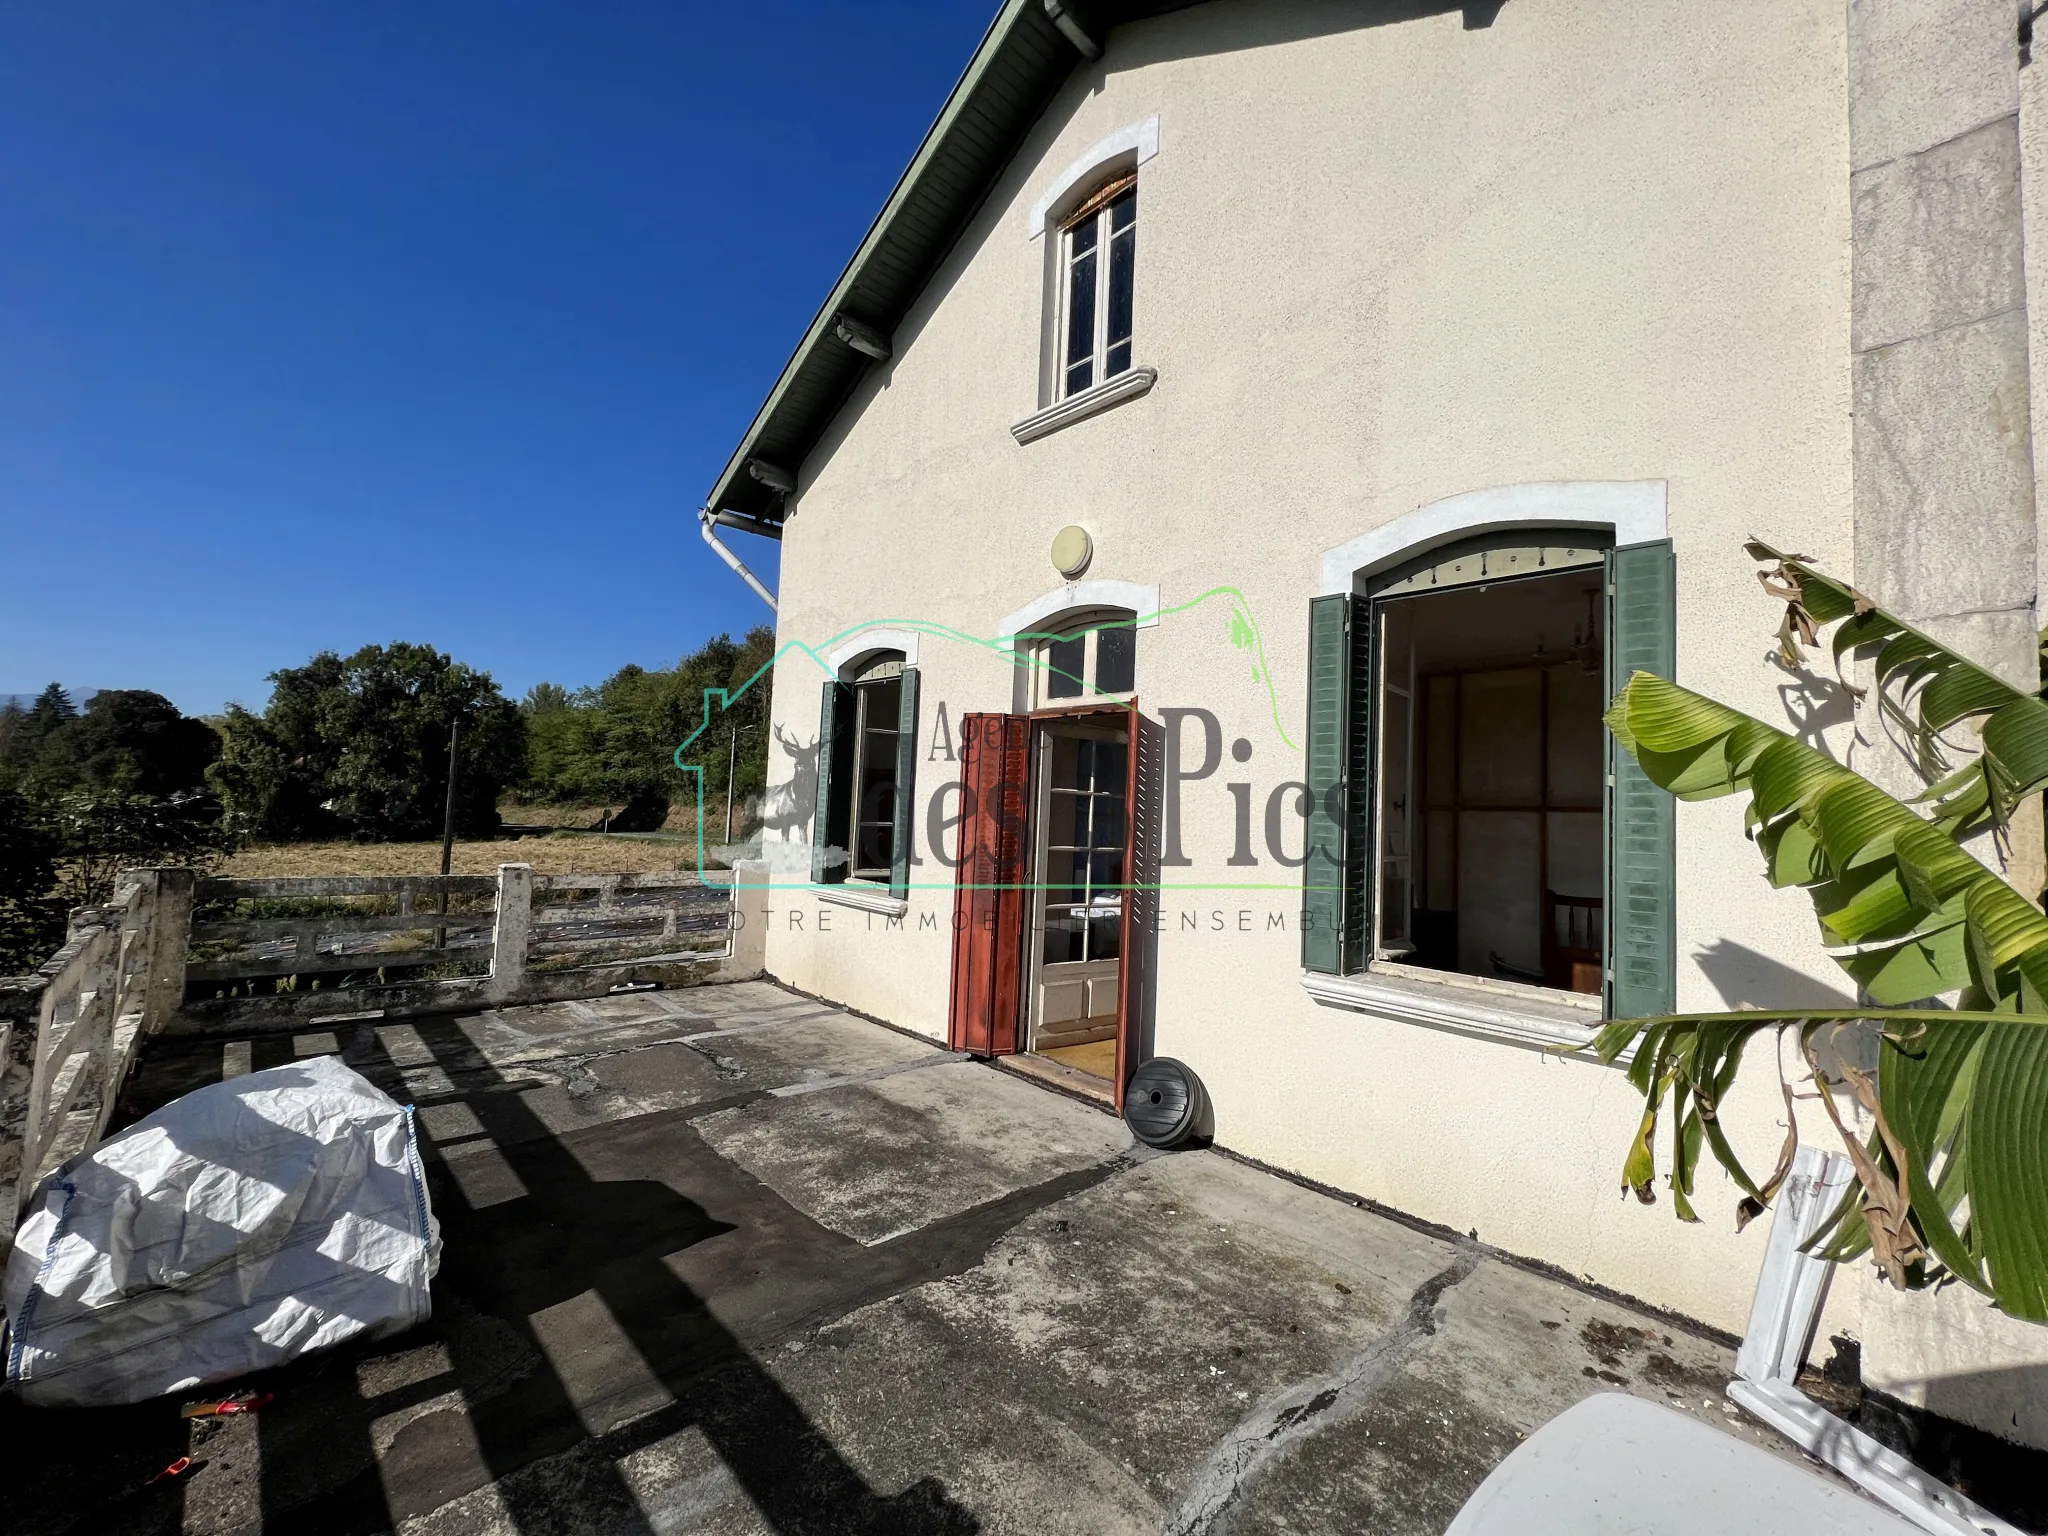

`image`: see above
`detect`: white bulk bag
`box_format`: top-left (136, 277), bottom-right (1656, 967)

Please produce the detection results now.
top-left (4, 1054), bottom-right (439, 1407)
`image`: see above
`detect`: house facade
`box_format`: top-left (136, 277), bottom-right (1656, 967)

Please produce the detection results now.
top-left (705, 0), bottom-right (2048, 1449)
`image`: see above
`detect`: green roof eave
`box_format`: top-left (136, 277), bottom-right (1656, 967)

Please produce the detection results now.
top-left (704, 0), bottom-right (1060, 524)
top-left (706, 2), bottom-right (1202, 524)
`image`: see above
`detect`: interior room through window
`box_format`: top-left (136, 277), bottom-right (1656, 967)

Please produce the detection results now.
top-left (1375, 564), bottom-right (1606, 993)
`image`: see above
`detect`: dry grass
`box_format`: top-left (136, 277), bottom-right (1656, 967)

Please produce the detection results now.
top-left (499, 802), bottom-right (711, 836)
top-left (219, 836), bottom-right (696, 878)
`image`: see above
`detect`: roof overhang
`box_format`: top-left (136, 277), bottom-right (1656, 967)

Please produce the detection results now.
top-left (704, 0), bottom-right (1201, 526)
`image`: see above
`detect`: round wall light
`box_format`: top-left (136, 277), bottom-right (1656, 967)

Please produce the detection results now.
top-left (1050, 524), bottom-right (1093, 580)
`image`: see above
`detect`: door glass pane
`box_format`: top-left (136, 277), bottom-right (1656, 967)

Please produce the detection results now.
top-left (1090, 850), bottom-right (1124, 890)
top-left (1090, 738), bottom-right (1126, 792)
top-left (1045, 913), bottom-right (1086, 964)
top-left (1090, 795), bottom-right (1124, 851)
top-left (1047, 632), bottom-right (1085, 698)
top-left (1042, 845), bottom-right (1083, 909)
top-left (1095, 622), bottom-right (1135, 693)
top-left (1045, 787), bottom-right (1082, 847)
top-left (1088, 914), bottom-right (1122, 961)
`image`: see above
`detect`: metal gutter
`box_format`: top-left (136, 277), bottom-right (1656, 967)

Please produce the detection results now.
top-left (702, 3), bottom-right (1203, 526)
top-left (698, 510), bottom-right (779, 613)
top-left (703, 0), bottom-right (1044, 523)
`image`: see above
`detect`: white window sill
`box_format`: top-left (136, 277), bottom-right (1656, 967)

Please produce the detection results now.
top-left (1300, 962), bottom-right (1630, 1062)
top-left (1011, 366), bottom-right (1157, 445)
top-left (816, 882), bottom-right (908, 918)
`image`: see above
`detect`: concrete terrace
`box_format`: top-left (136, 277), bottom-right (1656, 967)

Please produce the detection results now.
top-left (9, 980), bottom-right (1816, 1536)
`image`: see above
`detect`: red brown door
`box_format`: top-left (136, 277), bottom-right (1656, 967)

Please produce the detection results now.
top-left (947, 713), bottom-right (1031, 1055)
top-left (1113, 707), bottom-right (1160, 1112)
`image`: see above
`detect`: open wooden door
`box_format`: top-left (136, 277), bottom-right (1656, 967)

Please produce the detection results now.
top-left (1113, 706), bottom-right (1161, 1112)
top-left (947, 713), bottom-right (1031, 1055)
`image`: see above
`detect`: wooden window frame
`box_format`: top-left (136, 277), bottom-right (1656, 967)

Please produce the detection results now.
top-left (1058, 176), bottom-right (1137, 400)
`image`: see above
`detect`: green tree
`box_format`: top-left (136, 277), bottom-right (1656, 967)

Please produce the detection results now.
top-left (515, 627), bottom-right (775, 829)
top-left (0, 684), bottom-right (78, 782)
top-left (32, 689), bottom-right (220, 796)
top-left (40, 790), bottom-right (228, 908)
top-left (522, 681), bottom-right (573, 715)
top-left (211, 643), bottom-right (526, 842)
top-left (0, 783), bottom-right (63, 974)
top-left (1599, 543), bottom-right (2048, 1321)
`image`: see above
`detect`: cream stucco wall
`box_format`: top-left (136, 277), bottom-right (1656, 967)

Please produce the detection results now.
top-left (756, 0), bottom-right (1854, 1341)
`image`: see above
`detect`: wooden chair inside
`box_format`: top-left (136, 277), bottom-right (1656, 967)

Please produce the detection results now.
top-left (1543, 890), bottom-right (1603, 995)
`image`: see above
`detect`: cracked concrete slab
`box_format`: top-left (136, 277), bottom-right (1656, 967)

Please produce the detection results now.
top-left (683, 1006), bottom-right (949, 1088)
top-left (16, 982), bottom-right (1956, 1536)
top-left (694, 1058), bottom-right (1133, 1245)
top-left (1216, 1255), bottom-right (1804, 1536)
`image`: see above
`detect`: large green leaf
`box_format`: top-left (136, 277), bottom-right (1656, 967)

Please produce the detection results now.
top-left (1606, 673), bottom-right (1994, 1003)
top-left (1969, 1023), bottom-right (2048, 1319)
top-left (1601, 661), bottom-right (2048, 1317)
top-left (1750, 542), bottom-right (2048, 843)
top-left (1593, 1008), bottom-right (2048, 1315)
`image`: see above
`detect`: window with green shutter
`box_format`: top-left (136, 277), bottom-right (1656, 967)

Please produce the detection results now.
top-left (1302, 594), bottom-right (1371, 974)
top-left (812, 679), bottom-right (855, 884)
top-left (1306, 535), bottom-right (1648, 999)
top-left (813, 653), bottom-right (920, 898)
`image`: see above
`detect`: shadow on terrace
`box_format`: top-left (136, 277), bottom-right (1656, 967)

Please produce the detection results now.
top-left (4, 1002), bottom-right (980, 1536)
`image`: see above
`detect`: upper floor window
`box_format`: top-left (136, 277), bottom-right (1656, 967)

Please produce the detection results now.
top-left (1060, 176), bottom-right (1136, 399)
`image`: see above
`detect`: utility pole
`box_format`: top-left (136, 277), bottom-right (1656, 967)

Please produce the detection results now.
top-left (437, 716), bottom-right (460, 946)
top-left (724, 726), bottom-right (739, 845)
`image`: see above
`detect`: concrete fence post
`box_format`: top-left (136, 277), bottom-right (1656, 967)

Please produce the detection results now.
top-left (489, 864), bottom-right (533, 1004)
top-left (135, 867), bottom-right (196, 1037)
top-left (726, 860), bottom-right (769, 980)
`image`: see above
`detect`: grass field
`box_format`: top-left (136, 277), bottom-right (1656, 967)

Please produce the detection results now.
top-left (218, 835), bottom-right (697, 878)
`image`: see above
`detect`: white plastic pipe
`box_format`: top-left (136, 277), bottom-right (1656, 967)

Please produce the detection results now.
top-left (699, 509), bottom-right (777, 613)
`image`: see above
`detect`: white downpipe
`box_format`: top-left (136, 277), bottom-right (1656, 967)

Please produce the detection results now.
top-left (699, 509), bottom-right (777, 614)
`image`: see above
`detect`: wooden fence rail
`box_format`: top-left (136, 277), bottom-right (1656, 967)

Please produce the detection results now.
top-left (0, 861), bottom-right (768, 1241)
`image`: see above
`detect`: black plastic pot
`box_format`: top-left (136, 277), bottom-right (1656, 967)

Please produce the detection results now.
top-left (1122, 1057), bottom-right (1211, 1149)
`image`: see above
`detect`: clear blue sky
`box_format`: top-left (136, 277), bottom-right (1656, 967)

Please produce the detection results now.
top-left (0, 1), bottom-right (993, 715)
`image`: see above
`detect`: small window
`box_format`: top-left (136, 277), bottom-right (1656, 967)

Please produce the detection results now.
top-left (848, 655), bottom-right (903, 882)
top-left (1060, 177), bottom-right (1137, 399)
top-left (813, 651), bottom-right (920, 894)
top-left (1029, 609), bottom-right (1138, 708)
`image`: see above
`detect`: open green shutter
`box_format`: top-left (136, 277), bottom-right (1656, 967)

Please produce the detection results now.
top-left (1302, 594), bottom-right (1373, 974)
top-left (890, 667), bottom-right (921, 898)
top-left (1606, 541), bottom-right (1677, 1017)
top-left (812, 679), bottom-right (855, 884)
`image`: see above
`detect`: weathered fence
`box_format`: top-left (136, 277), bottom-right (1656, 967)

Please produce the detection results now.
top-left (0, 861), bottom-right (768, 1235)
top-left (0, 868), bottom-right (193, 1221)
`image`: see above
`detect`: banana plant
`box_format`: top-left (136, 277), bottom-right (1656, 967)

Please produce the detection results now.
top-left (1751, 540), bottom-right (2048, 842)
top-left (1595, 547), bottom-right (2048, 1321)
